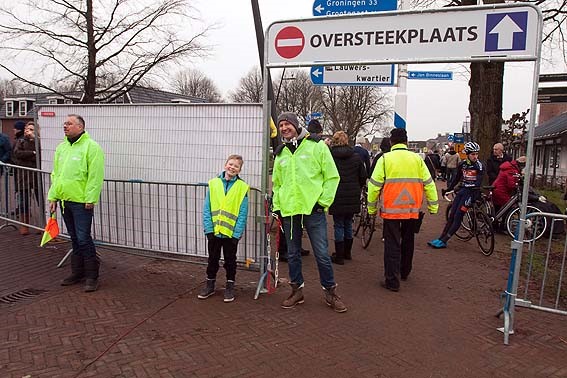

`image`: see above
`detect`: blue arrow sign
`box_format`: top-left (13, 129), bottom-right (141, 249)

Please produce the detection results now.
top-left (408, 71), bottom-right (453, 80)
top-left (312, 0), bottom-right (397, 16)
top-left (311, 66), bottom-right (324, 85)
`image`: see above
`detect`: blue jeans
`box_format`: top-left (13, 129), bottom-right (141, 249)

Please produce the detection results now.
top-left (333, 214), bottom-right (354, 242)
top-left (62, 201), bottom-right (96, 258)
top-left (282, 210), bottom-right (335, 288)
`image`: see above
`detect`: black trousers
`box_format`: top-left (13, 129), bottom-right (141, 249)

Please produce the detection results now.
top-left (206, 237), bottom-right (238, 281)
top-left (383, 219), bottom-right (415, 289)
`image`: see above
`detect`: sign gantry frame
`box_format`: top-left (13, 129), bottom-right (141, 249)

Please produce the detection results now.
top-left (259, 3), bottom-right (544, 346)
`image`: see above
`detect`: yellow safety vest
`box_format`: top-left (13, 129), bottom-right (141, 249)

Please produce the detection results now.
top-left (209, 178), bottom-right (249, 237)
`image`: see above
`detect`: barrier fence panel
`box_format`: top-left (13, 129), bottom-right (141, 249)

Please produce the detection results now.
top-left (1, 163), bottom-right (264, 270)
top-left (0, 163), bottom-right (46, 233)
top-left (501, 212), bottom-right (567, 344)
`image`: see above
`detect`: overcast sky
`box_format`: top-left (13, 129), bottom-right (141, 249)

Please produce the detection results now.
top-left (191, 0), bottom-right (566, 141)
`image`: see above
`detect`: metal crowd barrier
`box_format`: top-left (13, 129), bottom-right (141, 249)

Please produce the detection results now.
top-left (0, 162), bottom-right (266, 272)
top-left (499, 212), bottom-right (567, 344)
top-left (0, 163), bottom-right (45, 234)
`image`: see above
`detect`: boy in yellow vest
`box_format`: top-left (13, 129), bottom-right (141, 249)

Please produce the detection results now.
top-left (198, 155), bottom-right (249, 302)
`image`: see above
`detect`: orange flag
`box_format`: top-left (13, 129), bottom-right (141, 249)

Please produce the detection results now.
top-left (40, 213), bottom-right (60, 247)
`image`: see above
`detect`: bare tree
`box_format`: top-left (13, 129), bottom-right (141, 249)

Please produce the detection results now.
top-left (171, 69), bottom-right (222, 102)
top-left (322, 86), bottom-right (392, 142)
top-left (275, 70), bottom-right (324, 126)
top-left (230, 67), bottom-right (264, 103)
top-left (0, 79), bottom-right (25, 99)
top-left (0, 0), bottom-right (211, 103)
top-left (502, 109), bottom-right (530, 156)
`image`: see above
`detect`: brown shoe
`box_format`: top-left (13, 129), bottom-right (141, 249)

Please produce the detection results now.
top-left (323, 284), bottom-right (347, 313)
top-left (281, 283), bottom-right (304, 309)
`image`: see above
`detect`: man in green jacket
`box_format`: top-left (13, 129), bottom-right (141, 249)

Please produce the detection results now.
top-left (48, 114), bottom-right (105, 292)
top-left (272, 112), bottom-right (346, 313)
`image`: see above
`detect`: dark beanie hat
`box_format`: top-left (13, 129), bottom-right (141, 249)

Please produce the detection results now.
top-left (277, 112), bottom-right (301, 133)
top-left (390, 127), bottom-right (407, 144)
top-left (307, 119), bottom-right (323, 134)
top-left (14, 120), bottom-right (26, 131)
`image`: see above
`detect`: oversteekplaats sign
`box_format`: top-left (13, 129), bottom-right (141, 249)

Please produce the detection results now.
top-left (267, 5), bottom-right (540, 66)
top-left (311, 64), bottom-right (394, 86)
top-left (408, 71), bottom-right (453, 80)
top-left (312, 0), bottom-right (397, 16)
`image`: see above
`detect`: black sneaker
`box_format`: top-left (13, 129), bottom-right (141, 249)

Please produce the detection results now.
top-left (197, 279), bottom-right (215, 299)
top-left (380, 281), bottom-right (399, 292)
top-left (224, 281), bottom-right (235, 303)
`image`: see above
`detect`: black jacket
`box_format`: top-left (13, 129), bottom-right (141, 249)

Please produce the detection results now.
top-left (486, 153), bottom-right (512, 184)
top-left (329, 146), bottom-right (367, 215)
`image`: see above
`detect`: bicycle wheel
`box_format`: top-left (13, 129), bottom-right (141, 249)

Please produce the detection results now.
top-left (474, 211), bottom-right (494, 256)
top-left (455, 210), bottom-right (474, 241)
top-left (353, 213), bottom-right (362, 236)
top-left (362, 214), bottom-right (375, 249)
top-left (506, 205), bottom-right (548, 242)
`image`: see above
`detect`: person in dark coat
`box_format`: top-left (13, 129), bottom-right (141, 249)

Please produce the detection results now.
top-left (0, 131), bottom-right (11, 175)
top-left (425, 150), bottom-right (441, 180)
top-left (486, 143), bottom-right (512, 185)
top-left (329, 131), bottom-right (367, 264)
top-left (353, 138), bottom-right (371, 177)
top-left (370, 137), bottom-right (391, 176)
top-left (12, 121), bottom-right (39, 235)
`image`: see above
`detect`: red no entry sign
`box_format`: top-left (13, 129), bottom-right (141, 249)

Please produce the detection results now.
top-left (274, 26), bottom-right (305, 59)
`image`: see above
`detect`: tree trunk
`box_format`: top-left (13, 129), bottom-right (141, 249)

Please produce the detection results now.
top-left (465, 0), bottom-right (505, 165)
top-left (469, 61), bottom-right (504, 165)
top-left (83, 0), bottom-right (96, 104)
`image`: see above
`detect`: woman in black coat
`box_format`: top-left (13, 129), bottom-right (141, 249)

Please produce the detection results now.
top-left (329, 131), bottom-right (367, 264)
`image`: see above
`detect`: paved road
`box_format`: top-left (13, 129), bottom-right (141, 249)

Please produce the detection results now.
top-left (1, 210), bottom-right (566, 378)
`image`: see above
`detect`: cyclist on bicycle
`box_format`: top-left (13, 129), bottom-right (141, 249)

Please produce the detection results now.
top-left (428, 142), bottom-right (484, 249)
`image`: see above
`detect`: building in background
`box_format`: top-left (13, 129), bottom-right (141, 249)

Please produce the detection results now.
top-left (1, 86), bottom-right (205, 141)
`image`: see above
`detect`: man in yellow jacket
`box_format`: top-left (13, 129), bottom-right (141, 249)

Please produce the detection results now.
top-left (368, 128), bottom-right (438, 291)
top-left (272, 112), bottom-right (346, 313)
top-left (48, 114), bottom-right (105, 292)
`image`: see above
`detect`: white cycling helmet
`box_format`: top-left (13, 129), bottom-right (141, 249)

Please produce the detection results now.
top-left (464, 142), bottom-right (480, 154)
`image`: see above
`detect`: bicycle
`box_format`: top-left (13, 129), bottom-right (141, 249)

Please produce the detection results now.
top-left (444, 190), bottom-right (495, 256)
top-left (353, 186), bottom-right (375, 249)
top-left (481, 175), bottom-right (547, 243)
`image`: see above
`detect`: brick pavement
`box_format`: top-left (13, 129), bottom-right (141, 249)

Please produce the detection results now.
top-left (1, 212), bottom-right (566, 378)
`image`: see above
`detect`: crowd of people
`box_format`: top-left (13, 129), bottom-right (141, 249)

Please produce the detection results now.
top-left (2, 111), bottom-right (542, 308)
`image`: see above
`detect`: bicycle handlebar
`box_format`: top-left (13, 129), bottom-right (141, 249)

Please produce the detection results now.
top-left (443, 191), bottom-right (454, 202)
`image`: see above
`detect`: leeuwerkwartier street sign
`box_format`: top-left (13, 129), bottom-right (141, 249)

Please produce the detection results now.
top-left (310, 64), bottom-right (395, 86)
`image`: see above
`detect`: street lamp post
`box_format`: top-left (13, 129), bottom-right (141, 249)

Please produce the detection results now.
top-left (462, 115), bottom-right (471, 142)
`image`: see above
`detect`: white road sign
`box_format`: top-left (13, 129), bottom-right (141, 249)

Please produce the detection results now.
top-left (311, 64), bottom-right (394, 86)
top-left (266, 4), bottom-right (541, 66)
